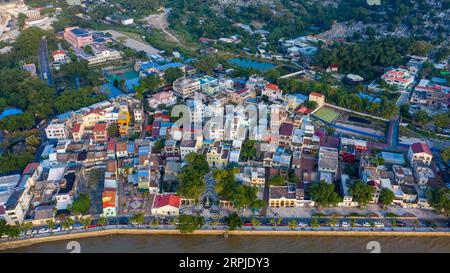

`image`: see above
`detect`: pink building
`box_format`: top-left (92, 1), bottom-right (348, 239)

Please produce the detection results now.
top-left (63, 27), bottom-right (93, 48)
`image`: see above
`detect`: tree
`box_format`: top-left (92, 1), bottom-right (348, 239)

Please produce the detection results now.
top-left (251, 218), bottom-right (261, 230)
top-left (427, 188), bottom-right (450, 216)
top-left (379, 188), bottom-right (395, 208)
top-left (79, 216), bottom-right (92, 230)
top-left (310, 180), bottom-right (341, 209)
top-left (305, 100), bottom-right (318, 110)
top-left (269, 176), bottom-right (285, 186)
top-left (83, 45), bottom-right (93, 55)
top-left (261, 94), bottom-right (269, 103)
top-left (71, 193), bottom-right (90, 214)
top-left (225, 213), bottom-right (242, 230)
top-left (18, 13), bottom-right (27, 30)
top-left (130, 213), bottom-right (145, 225)
top-left (151, 218), bottom-right (159, 228)
top-left (177, 215), bottom-right (205, 233)
top-left (46, 220), bottom-right (56, 232)
top-left (21, 222), bottom-right (33, 235)
top-left (177, 153), bottom-right (210, 202)
top-left (140, 74), bottom-right (162, 93)
top-left (412, 110), bottom-right (429, 126)
top-left (164, 67), bottom-right (184, 84)
top-left (107, 123), bottom-right (119, 137)
top-left (432, 113), bottom-right (450, 128)
top-left (349, 180), bottom-right (376, 207)
top-left (310, 218), bottom-right (319, 228)
top-left (441, 147), bottom-right (450, 162)
top-left (288, 219), bottom-right (297, 230)
top-left (97, 216), bottom-right (107, 228)
top-left (61, 217), bottom-right (74, 231)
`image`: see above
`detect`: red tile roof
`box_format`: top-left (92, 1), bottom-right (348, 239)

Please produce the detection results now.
top-left (266, 83), bottom-right (279, 90)
top-left (107, 138), bottom-right (117, 151)
top-left (310, 92), bottom-right (324, 98)
top-left (410, 142), bottom-right (432, 156)
top-left (72, 123), bottom-right (82, 133)
top-left (297, 106), bottom-right (313, 114)
top-left (52, 50), bottom-right (66, 56)
top-left (102, 189), bottom-right (116, 208)
top-left (93, 123), bottom-right (107, 132)
top-left (23, 162), bottom-right (39, 175)
top-left (152, 194), bottom-right (181, 209)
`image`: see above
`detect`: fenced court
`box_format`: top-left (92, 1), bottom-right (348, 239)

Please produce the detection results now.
top-left (313, 106), bottom-right (341, 124)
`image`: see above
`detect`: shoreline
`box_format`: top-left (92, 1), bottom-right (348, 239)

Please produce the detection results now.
top-left (1, 229), bottom-right (450, 251)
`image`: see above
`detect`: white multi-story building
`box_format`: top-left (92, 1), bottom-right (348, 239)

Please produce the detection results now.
top-left (382, 68), bottom-right (415, 89)
top-left (172, 77), bottom-right (200, 99)
top-left (45, 122), bottom-right (69, 140)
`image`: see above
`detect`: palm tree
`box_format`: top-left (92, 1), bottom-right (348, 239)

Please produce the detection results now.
top-left (46, 220), bottom-right (56, 233)
top-left (350, 219), bottom-right (356, 229)
top-left (80, 216), bottom-right (92, 230)
top-left (413, 219), bottom-right (419, 230)
top-left (311, 218), bottom-right (319, 229)
top-left (250, 218), bottom-right (261, 230)
top-left (328, 217), bottom-right (338, 227)
top-left (151, 218), bottom-right (159, 228)
top-left (288, 220), bottom-right (297, 230)
top-left (97, 216), bottom-right (107, 229)
top-left (130, 213), bottom-right (145, 226)
top-left (21, 222), bottom-right (33, 236)
top-left (62, 218), bottom-right (74, 232)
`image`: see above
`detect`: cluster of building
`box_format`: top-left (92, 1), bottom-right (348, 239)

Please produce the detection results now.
top-left (60, 27), bottom-right (122, 66)
top-left (0, 66), bottom-right (445, 226)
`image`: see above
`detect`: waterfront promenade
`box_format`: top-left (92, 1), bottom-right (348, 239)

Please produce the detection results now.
top-left (1, 224), bottom-right (449, 251)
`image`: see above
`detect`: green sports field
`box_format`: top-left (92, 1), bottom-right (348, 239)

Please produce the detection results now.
top-left (313, 107), bottom-right (340, 123)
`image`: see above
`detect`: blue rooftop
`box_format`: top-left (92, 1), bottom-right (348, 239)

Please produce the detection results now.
top-left (0, 108), bottom-right (23, 121)
top-left (71, 28), bottom-right (89, 37)
top-left (101, 83), bottom-right (126, 99)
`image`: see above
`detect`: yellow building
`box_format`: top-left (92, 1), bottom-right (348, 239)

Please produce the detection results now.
top-left (117, 110), bottom-right (130, 137)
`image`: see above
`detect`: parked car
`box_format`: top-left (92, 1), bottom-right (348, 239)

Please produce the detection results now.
top-left (374, 222), bottom-right (384, 228)
top-left (39, 228), bottom-right (50, 234)
top-left (396, 221), bottom-right (406, 227)
top-left (52, 226), bottom-right (62, 233)
top-left (88, 224), bottom-right (97, 228)
top-left (73, 224), bottom-right (83, 230)
top-left (363, 222), bottom-right (371, 227)
top-left (298, 222), bottom-right (308, 228)
top-left (243, 222), bottom-right (253, 227)
top-left (340, 221), bottom-right (350, 228)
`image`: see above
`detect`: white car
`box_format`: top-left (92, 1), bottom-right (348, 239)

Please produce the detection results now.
top-left (340, 221), bottom-right (350, 228)
top-left (298, 222), bottom-right (308, 228)
top-left (52, 226), bottom-right (62, 233)
top-left (363, 222), bottom-right (371, 227)
top-left (374, 222), bottom-right (384, 228)
top-left (39, 228), bottom-right (50, 234)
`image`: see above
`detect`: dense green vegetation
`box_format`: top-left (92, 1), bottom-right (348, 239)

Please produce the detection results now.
top-left (349, 180), bottom-right (376, 207)
top-left (224, 212), bottom-right (242, 230)
top-left (70, 193), bottom-right (91, 214)
top-left (315, 38), bottom-right (432, 80)
top-left (213, 168), bottom-right (264, 210)
top-left (177, 214), bottom-right (205, 233)
top-left (426, 188), bottom-right (450, 216)
top-left (177, 153), bottom-right (210, 201)
top-left (310, 180), bottom-right (341, 209)
top-left (379, 188), bottom-right (396, 208)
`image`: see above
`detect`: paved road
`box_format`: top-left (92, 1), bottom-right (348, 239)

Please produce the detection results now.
top-left (38, 38), bottom-right (53, 86)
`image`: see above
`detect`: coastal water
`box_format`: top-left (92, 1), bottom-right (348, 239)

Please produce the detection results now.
top-left (4, 235), bottom-right (450, 253)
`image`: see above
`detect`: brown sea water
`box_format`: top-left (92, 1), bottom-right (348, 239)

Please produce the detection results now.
top-left (3, 235), bottom-right (450, 253)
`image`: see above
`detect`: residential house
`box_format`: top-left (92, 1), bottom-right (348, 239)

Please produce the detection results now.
top-left (151, 194), bottom-right (181, 216)
top-left (45, 121), bottom-right (69, 140)
top-left (308, 92), bottom-right (325, 108)
top-left (172, 77), bottom-right (200, 99)
top-left (408, 142), bottom-right (433, 166)
top-left (93, 122), bottom-right (108, 142)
